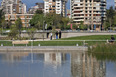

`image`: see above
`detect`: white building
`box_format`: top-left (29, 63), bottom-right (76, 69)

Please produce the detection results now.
top-left (1, 0), bottom-right (27, 14)
top-left (70, 0), bottom-right (106, 30)
top-left (44, 0), bottom-right (68, 17)
top-left (44, 52), bottom-right (62, 65)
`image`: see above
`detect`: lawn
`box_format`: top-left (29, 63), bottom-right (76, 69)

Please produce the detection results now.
top-left (0, 35), bottom-right (115, 46)
top-left (59, 35), bottom-right (113, 40)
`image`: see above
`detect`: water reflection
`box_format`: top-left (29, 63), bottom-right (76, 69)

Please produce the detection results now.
top-left (0, 51), bottom-right (115, 77)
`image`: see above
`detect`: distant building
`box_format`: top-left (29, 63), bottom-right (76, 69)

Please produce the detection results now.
top-left (28, 3), bottom-right (44, 14)
top-left (5, 14), bottom-right (34, 27)
top-left (70, 0), bottom-right (106, 30)
top-left (1, 0), bottom-right (26, 14)
top-left (1, 0), bottom-right (30, 27)
top-left (44, 0), bottom-right (68, 17)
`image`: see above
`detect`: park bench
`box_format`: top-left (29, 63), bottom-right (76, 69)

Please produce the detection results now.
top-left (12, 40), bottom-right (29, 46)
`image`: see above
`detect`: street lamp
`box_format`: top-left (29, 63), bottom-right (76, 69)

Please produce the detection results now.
top-left (42, 21), bottom-right (45, 41)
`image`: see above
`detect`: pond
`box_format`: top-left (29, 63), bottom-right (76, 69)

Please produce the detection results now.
top-left (0, 51), bottom-right (116, 77)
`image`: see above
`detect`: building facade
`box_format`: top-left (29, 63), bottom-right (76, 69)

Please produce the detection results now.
top-left (1, 0), bottom-right (26, 14)
top-left (5, 14), bottom-right (34, 27)
top-left (70, 0), bottom-right (106, 30)
top-left (44, 0), bottom-right (68, 17)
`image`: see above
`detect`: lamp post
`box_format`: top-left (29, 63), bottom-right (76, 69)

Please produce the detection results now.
top-left (43, 21), bottom-right (45, 41)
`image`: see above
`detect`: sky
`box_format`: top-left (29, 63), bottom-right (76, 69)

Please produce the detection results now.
top-left (0, 0), bottom-right (115, 10)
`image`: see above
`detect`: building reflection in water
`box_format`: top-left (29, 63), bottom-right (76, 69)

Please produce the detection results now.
top-left (71, 52), bottom-right (106, 77)
top-left (0, 52), bottom-right (29, 62)
top-left (44, 52), bottom-right (66, 65)
top-left (0, 51), bottom-right (106, 77)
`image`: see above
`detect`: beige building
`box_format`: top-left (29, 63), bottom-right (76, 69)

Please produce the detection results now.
top-left (70, 0), bottom-right (106, 30)
top-left (44, 0), bottom-right (68, 17)
top-left (1, 0), bottom-right (31, 27)
top-left (5, 14), bottom-right (34, 27)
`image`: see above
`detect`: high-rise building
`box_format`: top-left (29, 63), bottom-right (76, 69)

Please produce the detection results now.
top-left (70, 0), bottom-right (106, 30)
top-left (1, 0), bottom-right (26, 14)
top-left (44, 0), bottom-right (68, 17)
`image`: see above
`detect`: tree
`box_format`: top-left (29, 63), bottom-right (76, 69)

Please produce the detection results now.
top-left (113, 15), bottom-right (116, 27)
top-left (79, 21), bottom-right (87, 30)
top-left (61, 17), bottom-right (69, 29)
top-left (35, 10), bottom-right (43, 14)
top-left (30, 14), bottom-right (44, 30)
top-left (8, 25), bottom-right (18, 39)
top-left (103, 21), bottom-right (110, 30)
top-left (15, 17), bottom-right (22, 39)
top-left (27, 27), bottom-right (36, 40)
top-left (105, 6), bottom-right (115, 30)
top-left (0, 9), bottom-right (4, 28)
top-left (45, 13), bottom-right (62, 29)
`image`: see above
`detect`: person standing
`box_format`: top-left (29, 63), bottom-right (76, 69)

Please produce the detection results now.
top-left (50, 32), bottom-right (52, 40)
top-left (55, 31), bottom-right (58, 39)
top-left (59, 30), bottom-right (62, 39)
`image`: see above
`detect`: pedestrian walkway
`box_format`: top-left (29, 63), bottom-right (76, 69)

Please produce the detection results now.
top-left (0, 46), bottom-right (88, 52)
top-left (36, 38), bottom-right (56, 41)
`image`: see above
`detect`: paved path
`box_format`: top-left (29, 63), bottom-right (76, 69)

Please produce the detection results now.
top-left (0, 46), bottom-right (88, 52)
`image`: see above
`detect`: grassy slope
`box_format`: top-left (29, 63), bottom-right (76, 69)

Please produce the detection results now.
top-left (59, 35), bottom-right (113, 40)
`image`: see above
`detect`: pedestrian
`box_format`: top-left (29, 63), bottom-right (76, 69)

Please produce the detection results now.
top-left (111, 35), bottom-right (115, 43)
top-left (50, 32), bottom-right (52, 40)
top-left (59, 30), bottom-right (62, 39)
top-left (109, 35), bottom-right (115, 44)
top-left (55, 31), bottom-right (58, 39)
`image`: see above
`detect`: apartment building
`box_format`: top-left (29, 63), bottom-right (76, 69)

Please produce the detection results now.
top-left (70, 0), bottom-right (106, 30)
top-left (1, 0), bottom-right (26, 14)
top-left (28, 3), bottom-right (44, 14)
top-left (44, 0), bottom-right (68, 17)
top-left (5, 14), bottom-right (34, 27)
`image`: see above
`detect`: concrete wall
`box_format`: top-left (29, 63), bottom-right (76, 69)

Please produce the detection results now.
top-left (20, 32), bottom-right (116, 39)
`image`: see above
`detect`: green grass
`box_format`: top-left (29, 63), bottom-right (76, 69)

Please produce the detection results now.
top-left (0, 41), bottom-right (12, 46)
top-left (0, 35), bottom-right (115, 46)
top-left (59, 35), bottom-right (113, 40)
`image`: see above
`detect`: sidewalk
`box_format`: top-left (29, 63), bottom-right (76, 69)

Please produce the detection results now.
top-left (35, 38), bottom-right (56, 41)
top-left (0, 46), bottom-right (88, 52)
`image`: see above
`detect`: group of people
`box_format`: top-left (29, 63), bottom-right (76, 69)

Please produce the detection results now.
top-left (50, 31), bottom-right (62, 40)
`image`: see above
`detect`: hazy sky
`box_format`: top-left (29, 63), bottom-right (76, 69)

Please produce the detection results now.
top-left (0, 0), bottom-right (115, 9)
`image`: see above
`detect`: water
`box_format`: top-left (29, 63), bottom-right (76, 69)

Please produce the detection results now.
top-left (0, 51), bottom-right (116, 77)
